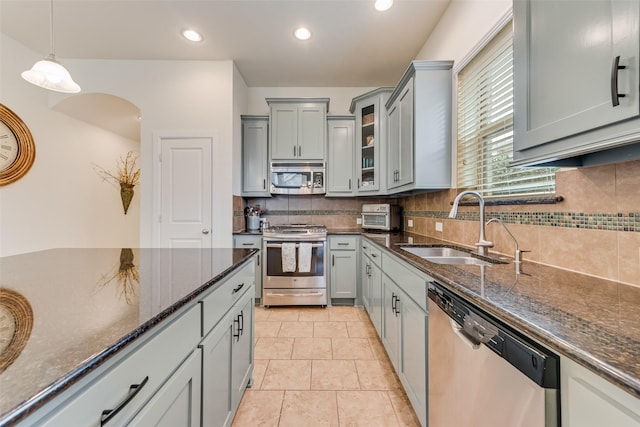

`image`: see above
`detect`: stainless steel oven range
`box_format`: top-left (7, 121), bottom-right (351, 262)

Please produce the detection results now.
top-left (262, 224), bottom-right (327, 307)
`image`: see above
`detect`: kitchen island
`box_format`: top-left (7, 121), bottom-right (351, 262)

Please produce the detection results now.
top-left (0, 247), bottom-right (257, 426)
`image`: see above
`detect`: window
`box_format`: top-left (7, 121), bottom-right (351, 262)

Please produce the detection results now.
top-left (457, 23), bottom-right (556, 198)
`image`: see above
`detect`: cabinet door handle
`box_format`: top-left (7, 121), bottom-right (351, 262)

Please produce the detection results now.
top-left (293, 146), bottom-right (297, 157)
top-left (391, 293), bottom-right (397, 313)
top-left (257, 254), bottom-right (260, 267)
top-left (234, 316), bottom-right (241, 341)
top-left (611, 55), bottom-right (627, 107)
top-left (332, 254), bottom-right (335, 266)
top-left (395, 297), bottom-right (400, 316)
top-left (263, 178), bottom-right (266, 190)
top-left (298, 146), bottom-right (302, 156)
top-left (232, 283), bottom-right (245, 294)
top-left (357, 178), bottom-right (360, 188)
top-left (100, 376), bottom-right (149, 426)
top-left (348, 179), bottom-right (351, 190)
top-left (239, 310), bottom-right (244, 336)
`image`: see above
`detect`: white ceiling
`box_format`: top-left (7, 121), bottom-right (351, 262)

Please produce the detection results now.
top-left (1, 0), bottom-right (451, 88)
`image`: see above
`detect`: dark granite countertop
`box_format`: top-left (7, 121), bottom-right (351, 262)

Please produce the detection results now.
top-left (0, 248), bottom-right (256, 425)
top-left (361, 232), bottom-right (640, 400)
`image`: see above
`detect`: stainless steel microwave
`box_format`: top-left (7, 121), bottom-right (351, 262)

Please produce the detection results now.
top-left (270, 162), bottom-right (326, 195)
top-left (361, 204), bottom-right (402, 231)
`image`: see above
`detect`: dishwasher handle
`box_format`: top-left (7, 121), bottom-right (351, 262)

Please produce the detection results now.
top-left (449, 318), bottom-right (481, 350)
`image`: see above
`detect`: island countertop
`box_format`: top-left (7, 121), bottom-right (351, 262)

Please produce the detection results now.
top-left (0, 247), bottom-right (256, 425)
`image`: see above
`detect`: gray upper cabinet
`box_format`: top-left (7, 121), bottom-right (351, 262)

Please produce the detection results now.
top-left (349, 88), bottom-right (394, 195)
top-left (327, 116), bottom-right (355, 196)
top-left (513, 0), bottom-right (640, 167)
top-left (387, 81), bottom-right (414, 190)
top-left (241, 116), bottom-right (270, 197)
top-left (385, 60), bottom-right (453, 194)
top-left (267, 98), bottom-right (329, 161)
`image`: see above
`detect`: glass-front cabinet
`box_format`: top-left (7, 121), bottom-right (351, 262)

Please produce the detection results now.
top-left (350, 88), bottom-right (393, 195)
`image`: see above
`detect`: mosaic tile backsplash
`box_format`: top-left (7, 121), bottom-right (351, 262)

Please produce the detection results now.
top-left (235, 159), bottom-right (639, 286)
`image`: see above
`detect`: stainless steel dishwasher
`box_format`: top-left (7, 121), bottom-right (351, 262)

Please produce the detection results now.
top-left (428, 282), bottom-right (560, 427)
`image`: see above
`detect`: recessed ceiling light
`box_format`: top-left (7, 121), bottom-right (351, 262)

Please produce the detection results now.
top-left (294, 27), bottom-right (311, 41)
top-left (182, 29), bottom-right (203, 42)
top-left (375, 0), bottom-right (393, 11)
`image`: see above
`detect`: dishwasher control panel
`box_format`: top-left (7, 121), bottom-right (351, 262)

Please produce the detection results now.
top-left (428, 281), bottom-right (560, 389)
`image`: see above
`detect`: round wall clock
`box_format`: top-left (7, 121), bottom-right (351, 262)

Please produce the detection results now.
top-left (0, 104), bottom-right (36, 186)
top-left (0, 288), bottom-right (34, 374)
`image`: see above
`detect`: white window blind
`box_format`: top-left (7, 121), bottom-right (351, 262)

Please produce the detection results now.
top-left (457, 24), bottom-right (556, 198)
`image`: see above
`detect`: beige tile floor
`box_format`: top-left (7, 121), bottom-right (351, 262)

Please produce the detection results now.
top-left (231, 305), bottom-right (421, 427)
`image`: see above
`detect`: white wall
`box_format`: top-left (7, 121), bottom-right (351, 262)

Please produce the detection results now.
top-left (233, 64), bottom-right (249, 196)
top-left (1, 34), bottom-right (237, 253)
top-left (0, 35), bottom-right (139, 256)
top-left (247, 87), bottom-right (378, 116)
top-left (415, 0), bottom-right (511, 66)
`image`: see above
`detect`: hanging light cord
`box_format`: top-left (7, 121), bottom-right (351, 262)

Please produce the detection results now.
top-left (49, 0), bottom-right (55, 55)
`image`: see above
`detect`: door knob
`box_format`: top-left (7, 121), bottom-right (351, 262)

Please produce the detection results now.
top-left (202, 229), bottom-right (210, 234)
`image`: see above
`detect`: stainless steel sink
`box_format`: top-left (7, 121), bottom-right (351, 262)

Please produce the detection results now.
top-left (399, 246), bottom-right (493, 266)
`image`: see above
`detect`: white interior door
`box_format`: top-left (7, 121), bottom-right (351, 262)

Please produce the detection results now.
top-left (160, 136), bottom-right (213, 249)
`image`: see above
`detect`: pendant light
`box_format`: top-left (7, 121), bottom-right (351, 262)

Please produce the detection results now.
top-left (22, 0), bottom-right (81, 93)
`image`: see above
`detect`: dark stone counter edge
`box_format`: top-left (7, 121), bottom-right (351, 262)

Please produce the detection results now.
top-left (236, 231), bottom-right (640, 398)
top-left (370, 239), bottom-right (640, 400)
top-left (0, 250), bottom-right (258, 427)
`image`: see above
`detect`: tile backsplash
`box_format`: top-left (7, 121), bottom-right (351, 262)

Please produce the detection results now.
top-left (398, 159), bottom-right (640, 287)
top-left (235, 159), bottom-right (639, 286)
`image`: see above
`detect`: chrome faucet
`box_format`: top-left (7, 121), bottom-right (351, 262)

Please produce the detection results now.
top-left (486, 217), bottom-right (530, 274)
top-left (449, 191), bottom-right (493, 256)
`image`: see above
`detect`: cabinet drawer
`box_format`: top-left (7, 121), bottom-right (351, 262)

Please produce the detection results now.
top-left (233, 235), bottom-right (262, 248)
top-left (382, 253), bottom-right (428, 312)
top-left (367, 245), bottom-right (382, 267)
top-left (37, 305), bottom-right (200, 427)
top-left (330, 236), bottom-right (357, 250)
top-left (201, 261), bottom-right (255, 335)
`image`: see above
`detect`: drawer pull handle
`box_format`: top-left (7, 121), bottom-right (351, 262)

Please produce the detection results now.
top-left (242, 243), bottom-right (254, 246)
top-left (611, 55), bottom-right (627, 107)
top-left (232, 283), bottom-right (245, 294)
top-left (371, 253), bottom-right (378, 258)
top-left (100, 376), bottom-right (149, 425)
top-left (337, 242), bottom-right (349, 246)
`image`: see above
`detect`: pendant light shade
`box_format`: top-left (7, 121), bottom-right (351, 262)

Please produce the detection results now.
top-left (22, 54), bottom-right (81, 93)
top-left (22, 0), bottom-right (81, 93)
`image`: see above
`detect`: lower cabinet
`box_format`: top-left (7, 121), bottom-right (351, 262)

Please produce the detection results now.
top-left (361, 237), bottom-right (428, 427)
top-left (381, 272), bottom-right (427, 427)
top-left (128, 348), bottom-right (202, 426)
top-left (31, 305), bottom-right (202, 427)
top-left (561, 356), bottom-right (640, 427)
top-left (381, 275), bottom-right (401, 372)
top-left (369, 263), bottom-right (383, 337)
top-left (329, 235), bottom-right (358, 300)
top-left (201, 285), bottom-right (254, 427)
top-left (233, 235), bottom-right (263, 303)
top-left (398, 293), bottom-right (427, 427)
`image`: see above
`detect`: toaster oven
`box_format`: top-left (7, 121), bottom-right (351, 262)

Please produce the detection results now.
top-left (361, 204), bottom-right (401, 231)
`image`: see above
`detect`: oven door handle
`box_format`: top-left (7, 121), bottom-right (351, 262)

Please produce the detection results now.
top-left (265, 243), bottom-right (324, 248)
top-left (266, 292), bottom-right (324, 297)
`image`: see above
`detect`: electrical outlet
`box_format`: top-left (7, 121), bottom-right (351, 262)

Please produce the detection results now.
top-left (407, 219), bottom-right (414, 227)
top-left (408, 236), bottom-right (414, 244)
top-left (435, 222), bottom-right (443, 232)
top-left (356, 218), bottom-right (362, 225)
